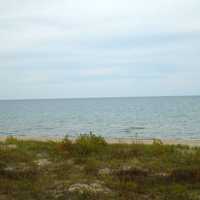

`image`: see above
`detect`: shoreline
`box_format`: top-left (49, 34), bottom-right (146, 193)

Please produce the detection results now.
top-left (1, 135), bottom-right (200, 146)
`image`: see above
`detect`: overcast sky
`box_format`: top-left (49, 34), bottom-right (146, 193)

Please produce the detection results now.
top-left (0, 0), bottom-right (200, 99)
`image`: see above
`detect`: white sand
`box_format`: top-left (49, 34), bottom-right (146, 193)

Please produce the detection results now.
top-left (1, 135), bottom-right (200, 146)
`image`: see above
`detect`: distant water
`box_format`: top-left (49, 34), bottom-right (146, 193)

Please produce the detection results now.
top-left (0, 96), bottom-right (200, 139)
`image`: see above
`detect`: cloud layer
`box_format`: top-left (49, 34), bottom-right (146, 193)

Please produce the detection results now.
top-left (1, 0), bottom-right (200, 99)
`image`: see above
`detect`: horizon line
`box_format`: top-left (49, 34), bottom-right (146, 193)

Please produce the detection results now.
top-left (0, 94), bottom-right (200, 101)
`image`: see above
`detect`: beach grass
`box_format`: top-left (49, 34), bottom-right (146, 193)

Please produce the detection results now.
top-left (0, 134), bottom-right (200, 199)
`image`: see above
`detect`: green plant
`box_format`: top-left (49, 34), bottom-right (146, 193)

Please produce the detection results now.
top-left (84, 158), bottom-right (100, 175)
top-left (57, 135), bottom-right (73, 152)
top-left (74, 133), bottom-right (107, 156)
top-left (5, 136), bottom-right (19, 144)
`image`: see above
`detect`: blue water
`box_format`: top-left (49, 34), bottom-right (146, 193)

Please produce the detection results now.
top-left (0, 96), bottom-right (200, 139)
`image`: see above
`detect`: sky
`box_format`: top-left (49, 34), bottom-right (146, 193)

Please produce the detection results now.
top-left (0, 0), bottom-right (200, 99)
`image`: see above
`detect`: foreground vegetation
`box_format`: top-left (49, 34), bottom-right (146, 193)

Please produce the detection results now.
top-left (1, 134), bottom-right (200, 200)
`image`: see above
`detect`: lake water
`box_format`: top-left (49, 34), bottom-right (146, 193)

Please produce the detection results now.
top-left (0, 96), bottom-right (200, 139)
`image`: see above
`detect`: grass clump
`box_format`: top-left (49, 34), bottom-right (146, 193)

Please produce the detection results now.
top-left (74, 133), bottom-right (107, 156)
top-left (57, 135), bottom-right (73, 153)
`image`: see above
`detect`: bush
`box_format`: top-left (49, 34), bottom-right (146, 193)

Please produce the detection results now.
top-left (74, 133), bottom-right (107, 156)
top-left (57, 135), bottom-right (73, 152)
top-left (5, 136), bottom-right (18, 144)
top-left (153, 139), bottom-right (163, 145)
top-left (84, 158), bottom-right (100, 175)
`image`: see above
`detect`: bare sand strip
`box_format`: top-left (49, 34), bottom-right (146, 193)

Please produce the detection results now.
top-left (106, 138), bottom-right (200, 146)
top-left (1, 135), bottom-right (200, 147)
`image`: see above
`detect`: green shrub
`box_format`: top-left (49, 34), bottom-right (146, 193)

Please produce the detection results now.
top-left (74, 133), bottom-right (107, 156)
top-left (153, 139), bottom-right (163, 145)
top-left (84, 158), bottom-right (100, 175)
top-left (5, 136), bottom-right (19, 144)
top-left (57, 135), bottom-right (73, 152)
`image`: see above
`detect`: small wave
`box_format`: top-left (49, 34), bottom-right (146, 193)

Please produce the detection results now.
top-left (33, 127), bottom-right (55, 130)
top-left (129, 126), bottom-right (145, 130)
top-left (121, 126), bottom-right (146, 133)
top-left (0, 131), bottom-right (16, 135)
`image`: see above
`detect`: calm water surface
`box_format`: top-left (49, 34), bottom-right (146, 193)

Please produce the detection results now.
top-left (0, 96), bottom-right (200, 139)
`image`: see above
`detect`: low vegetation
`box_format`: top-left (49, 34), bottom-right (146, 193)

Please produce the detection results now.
top-left (0, 134), bottom-right (200, 200)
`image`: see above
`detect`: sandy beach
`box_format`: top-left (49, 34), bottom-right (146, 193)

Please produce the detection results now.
top-left (1, 135), bottom-right (200, 146)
